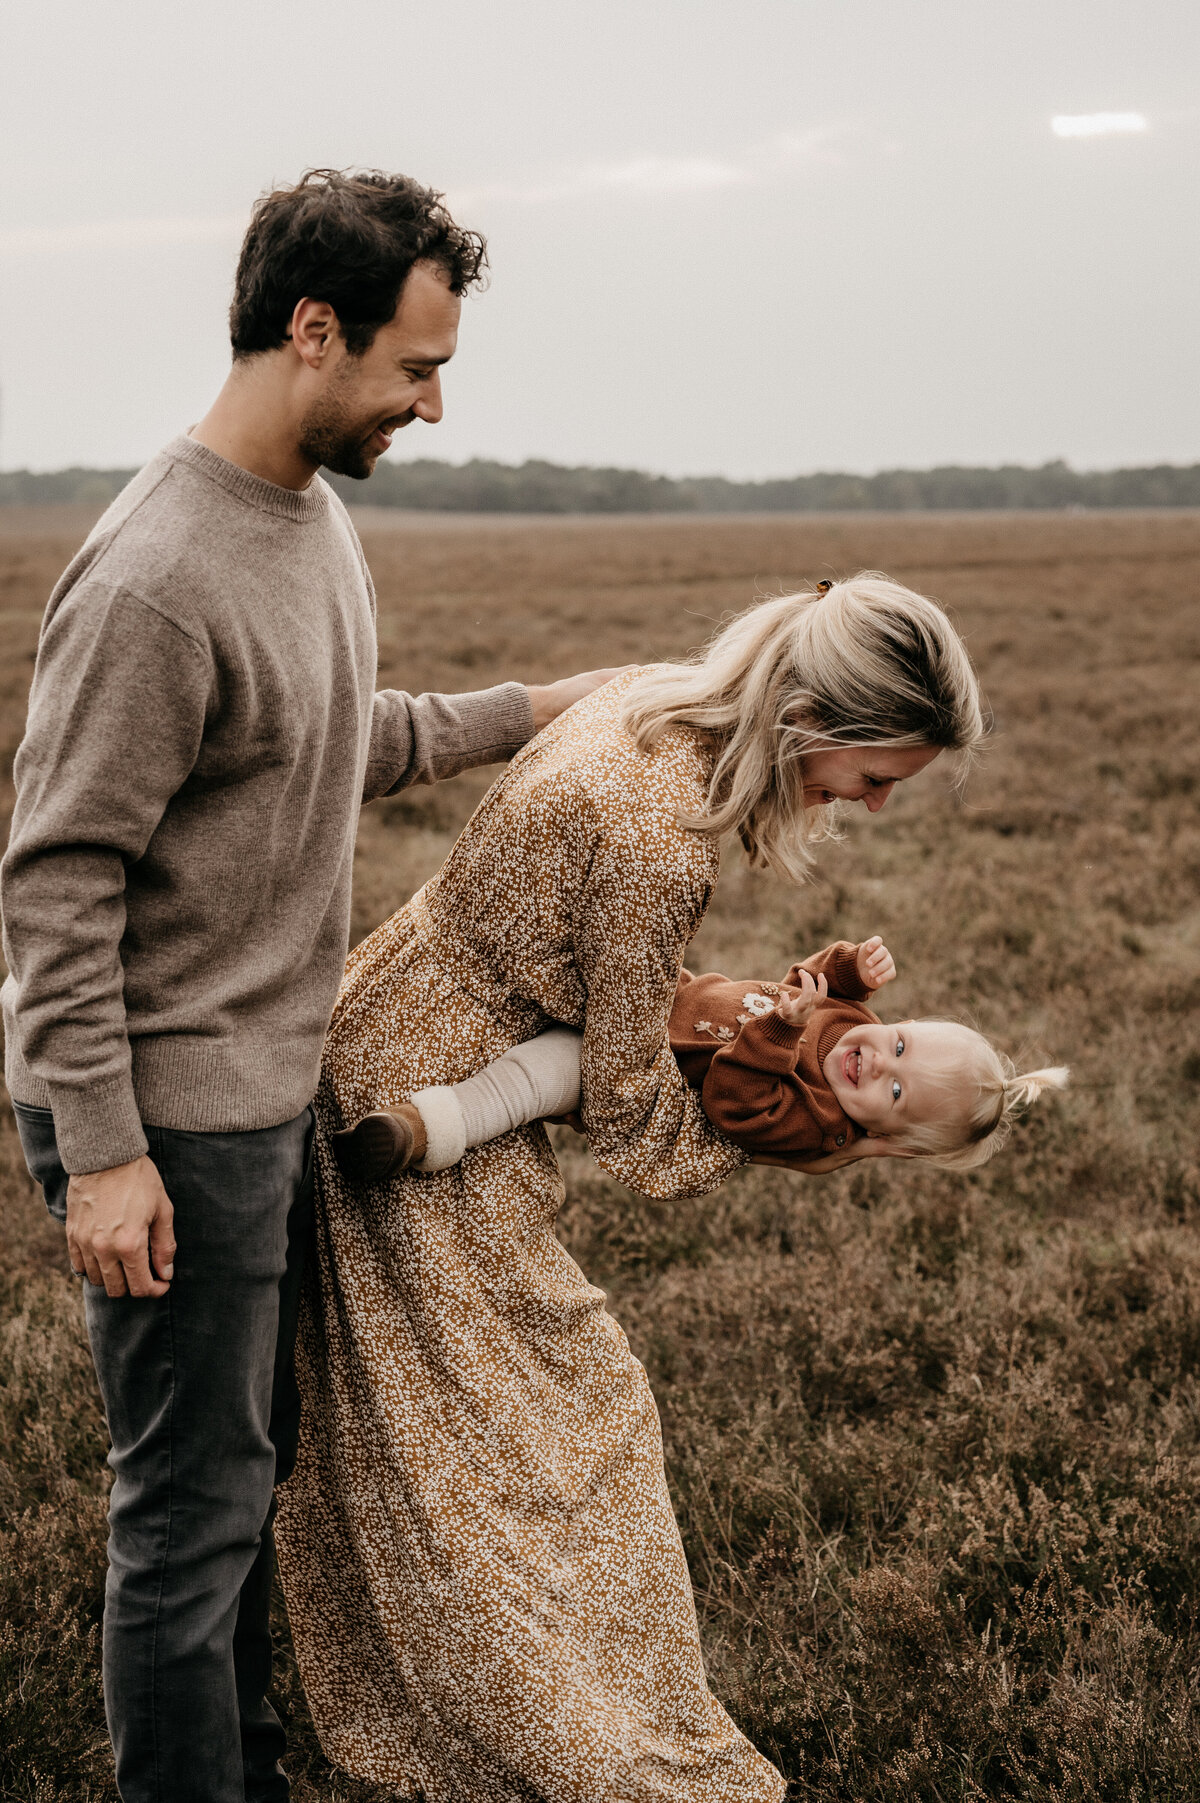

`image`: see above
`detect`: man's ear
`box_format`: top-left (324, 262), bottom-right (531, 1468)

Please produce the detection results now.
top-left (289, 298), bottom-right (340, 370)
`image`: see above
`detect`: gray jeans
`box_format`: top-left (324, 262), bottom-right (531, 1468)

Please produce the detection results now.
top-left (14, 1102), bottom-right (315, 1803)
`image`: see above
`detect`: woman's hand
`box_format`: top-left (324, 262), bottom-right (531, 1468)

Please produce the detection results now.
top-left (856, 934), bottom-right (897, 990)
top-left (775, 968), bottom-right (827, 1027)
top-left (752, 1136), bottom-right (914, 1175)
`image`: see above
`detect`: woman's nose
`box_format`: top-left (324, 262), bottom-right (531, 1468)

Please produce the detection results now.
top-left (862, 784), bottom-right (894, 813)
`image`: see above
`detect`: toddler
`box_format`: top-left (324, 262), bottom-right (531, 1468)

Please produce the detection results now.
top-left (332, 937), bottom-right (1067, 1182)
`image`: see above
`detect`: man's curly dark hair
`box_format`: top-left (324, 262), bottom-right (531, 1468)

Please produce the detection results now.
top-left (229, 168), bottom-right (488, 358)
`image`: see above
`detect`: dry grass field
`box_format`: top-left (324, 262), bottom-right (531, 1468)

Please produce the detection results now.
top-left (2, 506), bottom-right (1199, 1801)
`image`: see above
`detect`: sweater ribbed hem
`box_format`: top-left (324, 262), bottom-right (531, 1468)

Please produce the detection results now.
top-left (169, 434), bottom-right (332, 522)
top-left (5, 1029), bottom-right (322, 1172)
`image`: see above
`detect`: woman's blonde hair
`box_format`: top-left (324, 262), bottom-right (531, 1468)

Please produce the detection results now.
top-left (621, 573), bottom-right (986, 885)
top-left (890, 1021), bottom-right (1069, 1171)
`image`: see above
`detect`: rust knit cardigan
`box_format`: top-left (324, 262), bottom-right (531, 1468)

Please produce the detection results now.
top-left (668, 940), bottom-right (880, 1161)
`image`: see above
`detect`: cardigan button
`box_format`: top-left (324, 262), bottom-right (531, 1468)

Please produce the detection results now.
top-left (835, 1134), bottom-right (846, 1147)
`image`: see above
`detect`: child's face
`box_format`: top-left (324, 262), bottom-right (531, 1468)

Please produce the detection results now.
top-left (822, 1020), bottom-right (965, 1137)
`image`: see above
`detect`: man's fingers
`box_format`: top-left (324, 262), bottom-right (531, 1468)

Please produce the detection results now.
top-left (112, 1235), bottom-right (168, 1299)
top-left (93, 1242), bottom-right (131, 1299)
top-left (149, 1210), bottom-right (176, 1282)
top-left (65, 1225), bottom-right (86, 1278)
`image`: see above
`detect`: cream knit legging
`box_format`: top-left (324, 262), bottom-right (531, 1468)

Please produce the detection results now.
top-left (412, 1027), bottom-right (584, 1171)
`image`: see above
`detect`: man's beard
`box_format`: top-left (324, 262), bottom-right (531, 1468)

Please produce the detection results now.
top-left (298, 377), bottom-right (390, 481)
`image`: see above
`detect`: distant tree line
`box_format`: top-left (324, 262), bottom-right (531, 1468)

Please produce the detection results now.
top-left (4, 456), bottom-right (1200, 512)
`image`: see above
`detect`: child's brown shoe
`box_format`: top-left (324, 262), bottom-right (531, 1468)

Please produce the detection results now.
top-left (331, 1103), bottom-right (428, 1183)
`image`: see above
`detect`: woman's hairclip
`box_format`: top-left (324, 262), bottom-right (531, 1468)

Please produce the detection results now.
top-left (815, 580), bottom-right (833, 596)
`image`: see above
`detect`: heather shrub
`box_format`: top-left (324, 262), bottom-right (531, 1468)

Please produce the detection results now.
top-left (3, 508), bottom-right (1198, 1797)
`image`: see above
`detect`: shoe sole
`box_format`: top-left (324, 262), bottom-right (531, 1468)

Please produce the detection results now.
top-left (331, 1112), bottom-right (415, 1183)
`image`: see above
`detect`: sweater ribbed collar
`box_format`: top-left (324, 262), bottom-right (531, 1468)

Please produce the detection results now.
top-left (167, 433), bottom-right (331, 523)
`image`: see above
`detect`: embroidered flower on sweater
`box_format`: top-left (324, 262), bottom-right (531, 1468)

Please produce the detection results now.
top-left (741, 992), bottom-right (776, 1017)
top-left (694, 1019), bottom-right (736, 1041)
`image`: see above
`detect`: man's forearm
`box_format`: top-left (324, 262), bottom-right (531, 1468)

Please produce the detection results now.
top-left (364, 668), bottom-right (632, 803)
top-left (364, 683), bottom-right (534, 801)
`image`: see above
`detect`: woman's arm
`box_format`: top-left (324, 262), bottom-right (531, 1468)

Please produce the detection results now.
top-left (571, 819), bottom-right (745, 1200)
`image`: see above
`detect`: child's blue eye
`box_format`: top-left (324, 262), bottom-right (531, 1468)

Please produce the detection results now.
top-left (896, 1036), bottom-right (905, 1056)
top-left (892, 1080), bottom-right (902, 1102)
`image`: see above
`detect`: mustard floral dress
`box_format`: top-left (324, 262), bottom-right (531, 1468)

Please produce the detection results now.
top-left (275, 673), bottom-right (785, 1803)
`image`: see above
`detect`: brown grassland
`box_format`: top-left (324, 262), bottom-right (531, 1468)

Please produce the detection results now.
top-left (1, 506), bottom-right (1199, 1801)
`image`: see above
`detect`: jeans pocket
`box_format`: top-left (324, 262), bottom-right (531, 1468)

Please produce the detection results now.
top-left (12, 1102), bottom-right (69, 1225)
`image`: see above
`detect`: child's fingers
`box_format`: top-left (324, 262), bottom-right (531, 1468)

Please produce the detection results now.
top-left (863, 943), bottom-right (896, 987)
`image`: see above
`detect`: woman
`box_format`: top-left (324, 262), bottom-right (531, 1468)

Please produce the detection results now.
top-left (276, 574), bottom-right (985, 1801)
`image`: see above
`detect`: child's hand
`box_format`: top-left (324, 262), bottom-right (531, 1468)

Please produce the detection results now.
top-left (776, 969), bottom-right (828, 1026)
top-left (856, 935), bottom-right (896, 990)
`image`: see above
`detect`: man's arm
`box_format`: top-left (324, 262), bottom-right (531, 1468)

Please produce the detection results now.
top-left (363, 668), bottom-right (630, 801)
top-left (2, 585), bottom-right (206, 1295)
top-left (2, 585), bottom-right (210, 1171)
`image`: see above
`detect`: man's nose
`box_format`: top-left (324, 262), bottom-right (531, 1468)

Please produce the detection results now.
top-left (862, 784), bottom-right (894, 813)
top-left (413, 370), bottom-right (444, 424)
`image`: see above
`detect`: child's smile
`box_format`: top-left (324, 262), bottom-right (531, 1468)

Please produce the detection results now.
top-left (823, 1020), bottom-right (966, 1137)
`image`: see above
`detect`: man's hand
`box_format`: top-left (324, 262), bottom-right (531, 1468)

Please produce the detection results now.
top-left (66, 1155), bottom-right (176, 1299)
top-left (526, 667), bottom-right (636, 733)
top-left (856, 934), bottom-right (897, 990)
top-left (776, 969), bottom-right (828, 1028)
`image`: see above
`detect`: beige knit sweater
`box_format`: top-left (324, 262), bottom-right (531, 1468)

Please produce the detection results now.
top-left (0, 435), bottom-right (533, 1173)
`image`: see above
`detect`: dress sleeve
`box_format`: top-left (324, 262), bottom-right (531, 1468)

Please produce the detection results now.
top-left (781, 940), bottom-right (870, 1001)
top-left (571, 814), bottom-right (746, 1200)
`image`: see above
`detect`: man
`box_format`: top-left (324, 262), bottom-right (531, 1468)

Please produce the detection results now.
top-left (1, 168), bottom-right (618, 1803)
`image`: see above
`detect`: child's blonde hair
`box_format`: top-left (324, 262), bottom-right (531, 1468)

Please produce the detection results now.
top-left (890, 1021), bottom-right (1069, 1170)
top-left (621, 573), bottom-right (986, 886)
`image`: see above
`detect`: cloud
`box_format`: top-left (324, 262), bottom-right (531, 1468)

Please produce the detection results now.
top-left (0, 215), bottom-right (247, 256)
top-left (452, 125), bottom-right (848, 210)
top-left (4, 127), bottom-right (849, 258)
top-left (1051, 113), bottom-right (1148, 139)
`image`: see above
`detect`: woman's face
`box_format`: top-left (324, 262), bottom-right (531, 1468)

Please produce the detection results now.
top-left (801, 744), bottom-right (942, 812)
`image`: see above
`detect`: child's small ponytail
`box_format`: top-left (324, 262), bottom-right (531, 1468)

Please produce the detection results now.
top-left (894, 1030), bottom-right (1069, 1171)
top-left (1002, 1065), bottom-right (1071, 1112)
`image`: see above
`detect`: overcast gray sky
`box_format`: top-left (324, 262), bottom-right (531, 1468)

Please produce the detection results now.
top-left (2, 0), bottom-right (1196, 478)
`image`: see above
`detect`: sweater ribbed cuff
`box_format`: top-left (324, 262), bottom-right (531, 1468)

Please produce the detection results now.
top-left (755, 1011), bottom-right (806, 1049)
top-left (838, 944), bottom-right (872, 999)
top-left (45, 1074), bottom-right (149, 1175)
top-left (456, 682), bottom-right (536, 761)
